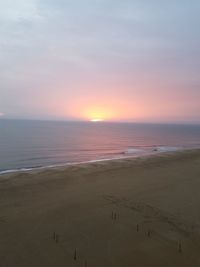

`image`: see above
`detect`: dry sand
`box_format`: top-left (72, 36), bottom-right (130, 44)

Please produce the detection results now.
top-left (0, 150), bottom-right (200, 266)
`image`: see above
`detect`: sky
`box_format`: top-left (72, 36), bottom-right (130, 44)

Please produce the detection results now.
top-left (0, 0), bottom-right (200, 123)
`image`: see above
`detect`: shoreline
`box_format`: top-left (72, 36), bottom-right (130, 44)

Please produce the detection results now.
top-left (0, 146), bottom-right (188, 176)
top-left (1, 147), bottom-right (200, 179)
top-left (1, 137), bottom-right (200, 176)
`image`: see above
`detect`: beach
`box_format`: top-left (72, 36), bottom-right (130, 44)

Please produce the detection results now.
top-left (0, 149), bottom-right (200, 267)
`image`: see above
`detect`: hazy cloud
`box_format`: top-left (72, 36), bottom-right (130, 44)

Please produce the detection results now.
top-left (0, 0), bottom-right (200, 122)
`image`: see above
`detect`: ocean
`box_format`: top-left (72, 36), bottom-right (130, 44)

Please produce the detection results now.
top-left (0, 119), bottom-right (200, 174)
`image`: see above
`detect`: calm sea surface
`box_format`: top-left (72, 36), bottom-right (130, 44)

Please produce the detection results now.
top-left (0, 119), bottom-right (200, 174)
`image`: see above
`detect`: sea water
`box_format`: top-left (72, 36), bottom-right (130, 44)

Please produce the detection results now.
top-left (0, 119), bottom-right (200, 174)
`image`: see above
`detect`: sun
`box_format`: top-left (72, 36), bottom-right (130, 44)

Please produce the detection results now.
top-left (90, 118), bottom-right (104, 122)
top-left (83, 105), bottom-right (115, 122)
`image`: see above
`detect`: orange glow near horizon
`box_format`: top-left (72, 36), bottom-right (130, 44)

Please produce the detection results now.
top-left (83, 106), bottom-right (117, 122)
top-left (62, 97), bottom-right (150, 122)
top-left (59, 91), bottom-right (164, 122)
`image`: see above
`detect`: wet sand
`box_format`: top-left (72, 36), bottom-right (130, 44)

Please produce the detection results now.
top-left (0, 149), bottom-right (200, 266)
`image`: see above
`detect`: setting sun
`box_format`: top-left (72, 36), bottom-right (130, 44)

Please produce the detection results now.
top-left (90, 118), bottom-right (104, 122)
top-left (83, 105), bottom-right (116, 122)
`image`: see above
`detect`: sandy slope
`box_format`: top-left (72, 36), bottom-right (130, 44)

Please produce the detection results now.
top-left (0, 150), bottom-right (200, 266)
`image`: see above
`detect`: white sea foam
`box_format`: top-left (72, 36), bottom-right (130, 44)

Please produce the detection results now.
top-left (154, 146), bottom-right (181, 152)
top-left (124, 148), bottom-right (144, 154)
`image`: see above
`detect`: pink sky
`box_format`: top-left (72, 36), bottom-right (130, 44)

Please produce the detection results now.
top-left (0, 0), bottom-right (200, 123)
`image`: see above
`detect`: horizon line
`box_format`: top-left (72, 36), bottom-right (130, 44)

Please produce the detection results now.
top-left (1, 117), bottom-right (200, 126)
